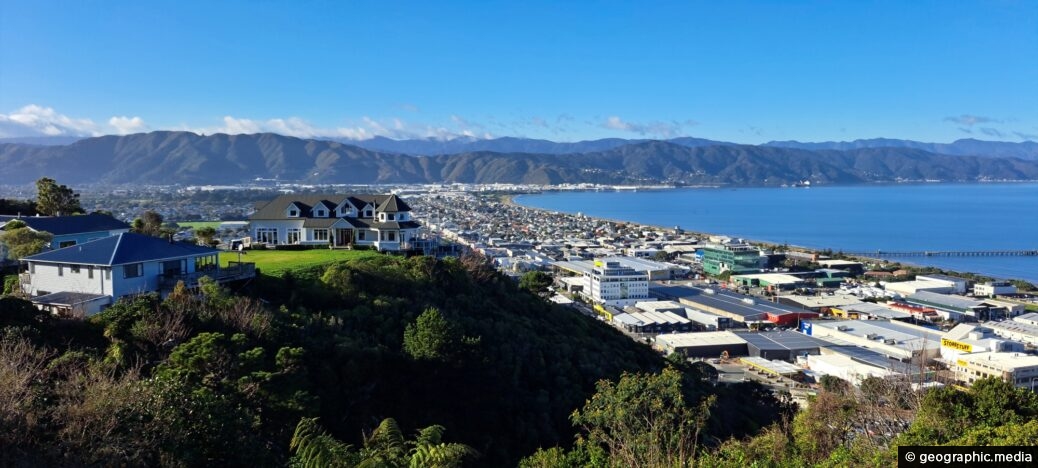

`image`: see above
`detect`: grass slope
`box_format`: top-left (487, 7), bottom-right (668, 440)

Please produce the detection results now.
top-left (220, 248), bottom-right (381, 277)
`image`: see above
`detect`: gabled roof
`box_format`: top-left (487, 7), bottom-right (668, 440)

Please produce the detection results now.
top-left (249, 194), bottom-right (409, 220)
top-left (0, 213), bottom-right (130, 236)
top-left (376, 194), bottom-right (412, 212)
top-left (23, 232), bottom-right (217, 266)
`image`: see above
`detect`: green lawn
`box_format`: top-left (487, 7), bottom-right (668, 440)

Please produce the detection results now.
top-left (219, 248), bottom-right (380, 277)
top-left (177, 221), bottom-right (226, 230)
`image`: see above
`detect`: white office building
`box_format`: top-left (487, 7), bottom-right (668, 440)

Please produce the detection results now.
top-left (587, 260), bottom-right (649, 307)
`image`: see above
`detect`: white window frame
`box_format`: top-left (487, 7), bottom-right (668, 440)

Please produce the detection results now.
top-left (313, 229), bottom-right (329, 241)
top-left (287, 228), bottom-right (301, 244)
top-left (256, 227), bottom-right (278, 244)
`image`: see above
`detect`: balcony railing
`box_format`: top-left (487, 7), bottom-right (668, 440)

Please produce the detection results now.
top-left (159, 262), bottom-right (256, 290)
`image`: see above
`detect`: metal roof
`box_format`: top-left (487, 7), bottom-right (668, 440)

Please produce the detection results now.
top-left (821, 345), bottom-right (907, 372)
top-left (655, 284), bottom-right (805, 319)
top-left (30, 291), bottom-right (110, 306)
top-left (655, 331), bottom-right (747, 348)
top-left (0, 213), bottom-right (129, 236)
top-left (908, 291), bottom-right (985, 310)
top-left (23, 232), bottom-right (218, 266)
top-left (735, 330), bottom-right (828, 351)
top-left (741, 356), bottom-right (802, 375)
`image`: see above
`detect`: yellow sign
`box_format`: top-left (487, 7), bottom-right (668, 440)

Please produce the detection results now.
top-left (594, 260), bottom-right (604, 267)
top-left (956, 359), bottom-right (969, 368)
top-left (942, 338), bottom-right (973, 353)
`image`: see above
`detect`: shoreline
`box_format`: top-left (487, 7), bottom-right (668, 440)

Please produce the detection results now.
top-left (503, 191), bottom-right (1038, 288)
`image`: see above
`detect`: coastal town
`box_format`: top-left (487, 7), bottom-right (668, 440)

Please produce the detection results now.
top-left (4, 182), bottom-right (1038, 400)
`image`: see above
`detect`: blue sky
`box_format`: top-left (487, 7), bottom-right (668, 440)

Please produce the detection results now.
top-left (1, 1), bottom-right (1036, 143)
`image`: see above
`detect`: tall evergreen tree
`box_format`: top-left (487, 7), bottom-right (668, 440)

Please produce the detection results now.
top-left (34, 177), bottom-right (83, 216)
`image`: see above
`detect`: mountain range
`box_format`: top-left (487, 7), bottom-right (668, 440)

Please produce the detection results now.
top-left (2, 131), bottom-right (1038, 186)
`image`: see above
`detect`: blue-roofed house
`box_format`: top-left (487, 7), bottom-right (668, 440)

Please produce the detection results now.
top-left (20, 233), bottom-right (255, 317)
top-left (0, 213), bottom-right (131, 250)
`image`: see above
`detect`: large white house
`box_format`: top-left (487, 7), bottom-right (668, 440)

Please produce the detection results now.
top-left (248, 194), bottom-right (421, 252)
top-left (20, 233), bottom-right (254, 317)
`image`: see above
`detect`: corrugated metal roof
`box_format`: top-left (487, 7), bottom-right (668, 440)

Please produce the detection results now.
top-left (735, 330), bottom-right (828, 351)
top-left (23, 232), bottom-right (217, 266)
top-left (1, 213), bottom-right (129, 236)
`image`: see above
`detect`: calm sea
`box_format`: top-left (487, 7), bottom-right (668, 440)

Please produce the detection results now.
top-left (514, 183), bottom-right (1038, 283)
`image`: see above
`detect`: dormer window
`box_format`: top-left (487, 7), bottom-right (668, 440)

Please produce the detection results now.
top-left (289, 210), bottom-right (299, 217)
top-left (388, 213), bottom-right (396, 221)
top-left (317, 210), bottom-right (326, 217)
top-left (364, 210), bottom-right (373, 217)
top-left (379, 213), bottom-right (386, 221)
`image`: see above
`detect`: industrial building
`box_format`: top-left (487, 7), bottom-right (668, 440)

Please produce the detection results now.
top-left (915, 274), bottom-right (970, 294)
top-left (952, 352), bottom-right (1038, 389)
top-left (884, 280), bottom-right (955, 296)
top-left (612, 310), bottom-right (692, 334)
top-left (699, 243), bottom-right (767, 276)
top-left (654, 285), bottom-right (817, 326)
top-left (683, 308), bottom-right (732, 330)
top-left (776, 294), bottom-right (864, 313)
top-left (907, 291), bottom-right (1008, 321)
top-left (1015, 312), bottom-right (1038, 327)
top-left (974, 280), bottom-right (1018, 297)
top-left (740, 357), bottom-right (803, 378)
top-left (554, 256), bottom-right (681, 281)
top-left (805, 353), bottom-right (897, 386)
top-left (829, 302), bottom-right (913, 321)
top-left (654, 332), bottom-right (749, 358)
top-left (986, 320), bottom-right (1038, 347)
top-left (801, 319), bottom-right (944, 360)
top-left (734, 330), bottom-right (829, 361)
top-left (939, 323), bottom-right (1025, 361)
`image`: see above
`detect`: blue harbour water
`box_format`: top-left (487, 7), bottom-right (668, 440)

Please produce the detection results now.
top-left (514, 183), bottom-right (1038, 283)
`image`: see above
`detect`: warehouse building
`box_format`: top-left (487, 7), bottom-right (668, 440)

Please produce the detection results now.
top-left (939, 323), bottom-right (1024, 361)
top-left (654, 284), bottom-right (816, 326)
top-left (801, 319), bottom-right (943, 360)
top-left (1014, 312), bottom-right (1038, 327)
top-left (916, 274), bottom-right (970, 294)
top-left (777, 294), bottom-right (864, 313)
top-left (907, 291), bottom-right (1008, 321)
top-left (884, 280), bottom-right (955, 296)
top-left (612, 309), bottom-right (693, 334)
top-left (830, 302), bottom-right (913, 321)
top-left (986, 320), bottom-right (1038, 347)
top-left (734, 330), bottom-right (829, 361)
top-left (654, 332), bottom-right (749, 358)
top-left (806, 353), bottom-right (897, 386)
top-left (683, 307), bottom-right (733, 330)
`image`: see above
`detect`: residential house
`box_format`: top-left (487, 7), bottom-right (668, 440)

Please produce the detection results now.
top-left (20, 232), bottom-right (254, 317)
top-left (0, 213), bottom-right (130, 250)
top-left (248, 194), bottom-right (421, 252)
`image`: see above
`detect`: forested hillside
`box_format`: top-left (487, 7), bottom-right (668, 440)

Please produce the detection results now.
top-left (4, 132), bottom-right (1038, 186)
top-left (0, 253), bottom-right (788, 466)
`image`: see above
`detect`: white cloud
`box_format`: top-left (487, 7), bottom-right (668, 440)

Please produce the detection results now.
top-left (0, 104), bottom-right (498, 142)
top-left (0, 104), bottom-right (101, 137)
top-left (108, 116), bottom-right (148, 135)
top-left (600, 115), bottom-right (698, 138)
